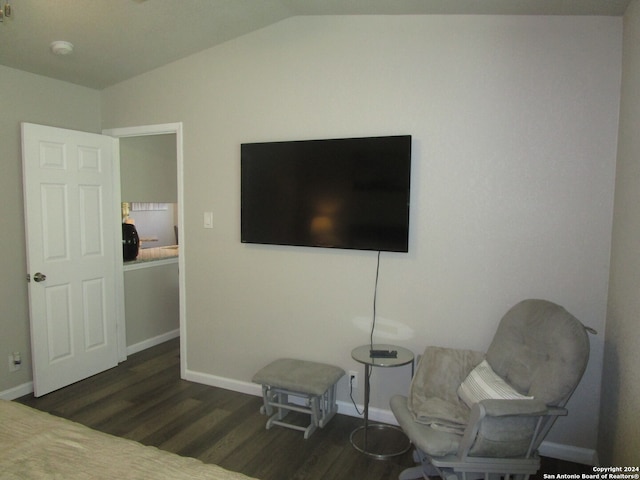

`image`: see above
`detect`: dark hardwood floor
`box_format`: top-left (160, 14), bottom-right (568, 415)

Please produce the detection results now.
top-left (17, 338), bottom-right (591, 480)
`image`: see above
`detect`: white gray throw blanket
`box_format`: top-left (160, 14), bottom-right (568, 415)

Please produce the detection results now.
top-left (407, 346), bottom-right (485, 434)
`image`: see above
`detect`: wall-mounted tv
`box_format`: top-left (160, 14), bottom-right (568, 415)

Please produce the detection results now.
top-left (241, 135), bottom-right (411, 252)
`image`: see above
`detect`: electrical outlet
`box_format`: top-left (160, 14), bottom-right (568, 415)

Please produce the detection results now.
top-left (8, 352), bottom-right (21, 372)
top-left (349, 370), bottom-right (358, 389)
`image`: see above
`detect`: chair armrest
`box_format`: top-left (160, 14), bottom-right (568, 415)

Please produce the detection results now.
top-left (456, 400), bottom-right (567, 459)
top-left (479, 398), bottom-right (548, 417)
top-left (544, 405), bottom-right (569, 417)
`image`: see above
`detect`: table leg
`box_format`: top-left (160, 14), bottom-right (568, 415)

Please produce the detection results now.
top-left (363, 363), bottom-right (370, 450)
top-left (349, 360), bottom-right (411, 459)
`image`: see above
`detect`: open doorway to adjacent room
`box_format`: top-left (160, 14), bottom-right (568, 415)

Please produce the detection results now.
top-left (104, 123), bottom-right (186, 377)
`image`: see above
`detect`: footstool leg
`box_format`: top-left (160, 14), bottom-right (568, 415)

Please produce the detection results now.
top-left (319, 384), bottom-right (338, 428)
top-left (260, 385), bottom-right (273, 416)
top-left (310, 396), bottom-right (321, 427)
top-left (276, 391), bottom-right (288, 420)
top-left (304, 396), bottom-right (320, 439)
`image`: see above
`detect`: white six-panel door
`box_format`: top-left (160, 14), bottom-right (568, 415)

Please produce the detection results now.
top-left (22, 123), bottom-right (120, 397)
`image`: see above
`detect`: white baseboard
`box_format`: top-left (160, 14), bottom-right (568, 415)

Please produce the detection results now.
top-left (336, 398), bottom-right (399, 425)
top-left (184, 368), bottom-right (263, 397)
top-left (538, 440), bottom-right (599, 466)
top-left (0, 381), bottom-right (34, 400)
top-left (126, 328), bottom-right (180, 356)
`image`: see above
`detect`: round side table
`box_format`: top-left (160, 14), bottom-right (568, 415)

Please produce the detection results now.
top-left (350, 344), bottom-right (414, 459)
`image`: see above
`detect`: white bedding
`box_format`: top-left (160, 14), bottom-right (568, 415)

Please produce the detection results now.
top-left (0, 400), bottom-right (256, 479)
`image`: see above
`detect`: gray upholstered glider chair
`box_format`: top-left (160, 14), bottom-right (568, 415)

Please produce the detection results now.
top-left (390, 299), bottom-right (593, 480)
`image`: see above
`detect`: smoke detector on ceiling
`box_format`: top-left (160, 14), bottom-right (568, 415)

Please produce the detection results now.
top-left (50, 41), bottom-right (74, 56)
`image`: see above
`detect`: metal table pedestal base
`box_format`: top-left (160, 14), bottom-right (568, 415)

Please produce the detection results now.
top-left (350, 423), bottom-right (411, 460)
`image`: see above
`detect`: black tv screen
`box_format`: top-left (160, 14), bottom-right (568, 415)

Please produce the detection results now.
top-left (241, 135), bottom-right (411, 252)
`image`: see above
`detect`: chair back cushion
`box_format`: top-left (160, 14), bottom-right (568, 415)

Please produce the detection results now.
top-left (485, 299), bottom-right (590, 406)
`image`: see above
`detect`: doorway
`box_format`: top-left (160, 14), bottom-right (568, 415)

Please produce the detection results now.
top-left (103, 123), bottom-right (186, 378)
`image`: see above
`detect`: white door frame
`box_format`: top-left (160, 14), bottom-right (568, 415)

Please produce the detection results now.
top-left (103, 123), bottom-right (186, 377)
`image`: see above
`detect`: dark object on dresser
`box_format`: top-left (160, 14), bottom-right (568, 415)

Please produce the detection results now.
top-left (122, 222), bottom-right (140, 261)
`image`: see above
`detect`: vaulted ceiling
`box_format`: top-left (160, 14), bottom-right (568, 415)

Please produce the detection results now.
top-left (0, 0), bottom-right (632, 89)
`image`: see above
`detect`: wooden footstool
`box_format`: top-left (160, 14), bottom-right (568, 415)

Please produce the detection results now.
top-left (252, 359), bottom-right (345, 439)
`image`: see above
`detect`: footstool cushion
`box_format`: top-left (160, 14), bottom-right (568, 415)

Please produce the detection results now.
top-left (252, 358), bottom-right (344, 395)
top-left (253, 359), bottom-right (345, 438)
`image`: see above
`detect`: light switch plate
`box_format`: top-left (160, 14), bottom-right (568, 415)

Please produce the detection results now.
top-left (204, 211), bottom-right (213, 228)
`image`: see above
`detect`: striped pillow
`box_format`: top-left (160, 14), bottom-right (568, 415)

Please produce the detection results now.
top-left (458, 360), bottom-right (533, 408)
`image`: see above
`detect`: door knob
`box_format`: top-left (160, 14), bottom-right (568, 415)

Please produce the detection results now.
top-left (33, 272), bottom-right (47, 282)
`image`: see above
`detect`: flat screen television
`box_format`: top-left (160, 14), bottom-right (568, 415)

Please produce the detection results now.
top-left (241, 135), bottom-right (411, 252)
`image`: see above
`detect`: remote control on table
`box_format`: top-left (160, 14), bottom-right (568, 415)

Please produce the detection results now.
top-left (369, 349), bottom-right (398, 358)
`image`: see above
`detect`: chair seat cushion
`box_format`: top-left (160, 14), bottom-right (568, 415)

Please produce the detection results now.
top-left (252, 359), bottom-right (344, 396)
top-left (390, 394), bottom-right (462, 457)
